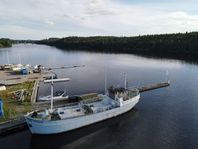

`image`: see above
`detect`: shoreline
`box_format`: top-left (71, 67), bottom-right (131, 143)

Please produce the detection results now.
top-left (35, 32), bottom-right (198, 64)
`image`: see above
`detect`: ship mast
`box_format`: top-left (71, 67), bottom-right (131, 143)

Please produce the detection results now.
top-left (166, 70), bottom-right (170, 83)
top-left (44, 77), bottom-right (70, 112)
top-left (7, 50), bottom-right (10, 64)
top-left (105, 69), bottom-right (107, 95)
top-left (124, 72), bottom-right (128, 89)
top-left (50, 73), bottom-right (54, 111)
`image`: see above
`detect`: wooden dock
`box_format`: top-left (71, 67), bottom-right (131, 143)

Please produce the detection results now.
top-left (137, 82), bottom-right (170, 93)
top-left (0, 117), bottom-right (27, 136)
top-left (31, 80), bottom-right (40, 104)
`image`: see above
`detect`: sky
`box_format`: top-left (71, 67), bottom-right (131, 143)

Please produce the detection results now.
top-left (0, 0), bottom-right (198, 39)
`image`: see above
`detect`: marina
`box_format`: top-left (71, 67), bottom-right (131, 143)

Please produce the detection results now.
top-left (1, 0), bottom-right (198, 147)
top-left (0, 44), bottom-right (197, 149)
top-left (0, 44), bottom-right (170, 135)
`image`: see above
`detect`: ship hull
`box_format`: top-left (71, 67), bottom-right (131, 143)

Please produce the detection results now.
top-left (25, 95), bottom-right (140, 134)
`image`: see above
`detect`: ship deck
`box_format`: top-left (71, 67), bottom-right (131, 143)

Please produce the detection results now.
top-left (28, 95), bottom-right (119, 120)
top-left (57, 95), bottom-right (118, 119)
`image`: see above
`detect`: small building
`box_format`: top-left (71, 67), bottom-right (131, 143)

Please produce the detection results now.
top-left (0, 65), bottom-right (4, 70)
top-left (20, 68), bottom-right (28, 75)
top-left (0, 99), bottom-right (4, 117)
top-left (0, 85), bottom-right (6, 91)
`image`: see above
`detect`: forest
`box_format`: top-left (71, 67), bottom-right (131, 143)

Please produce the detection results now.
top-left (35, 32), bottom-right (198, 62)
top-left (0, 38), bottom-right (12, 48)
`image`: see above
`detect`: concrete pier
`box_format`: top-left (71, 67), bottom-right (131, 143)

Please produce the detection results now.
top-left (0, 117), bottom-right (26, 136)
top-left (0, 70), bottom-right (43, 85)
top-left (31, 80), bottom-right (40, 104)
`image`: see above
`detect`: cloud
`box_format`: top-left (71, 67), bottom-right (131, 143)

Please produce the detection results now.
top-left (85, 0), bottom-right (115, 16)
top-left (45, 19), bottom-right (54, 25)
top-left (0, 0), bottom-right (198, 39)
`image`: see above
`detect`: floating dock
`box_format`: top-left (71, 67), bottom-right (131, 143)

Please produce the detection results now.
top-left (137, 82), bottom-right (170, 92)
top-left (0, 117), bottom-right (26, 136)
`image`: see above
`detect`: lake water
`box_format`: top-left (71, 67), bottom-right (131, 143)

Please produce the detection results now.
top-left (0, 44), bottom-right (198, 149)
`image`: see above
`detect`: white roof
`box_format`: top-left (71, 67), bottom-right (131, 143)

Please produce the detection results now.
top-left (0, 86), bottom-right (6, 91)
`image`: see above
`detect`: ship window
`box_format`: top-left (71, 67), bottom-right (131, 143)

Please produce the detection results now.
top-left (60, 111), bottom-right (64, 114)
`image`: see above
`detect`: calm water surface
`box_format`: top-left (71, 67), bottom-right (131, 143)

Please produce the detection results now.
top-left (0, 44), bottom-right (198, 149)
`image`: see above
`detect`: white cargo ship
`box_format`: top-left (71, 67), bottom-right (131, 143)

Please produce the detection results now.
top-left (25, 87), bottom-right (140, 134)
top-left (25, 73), bottom-right (140, 134)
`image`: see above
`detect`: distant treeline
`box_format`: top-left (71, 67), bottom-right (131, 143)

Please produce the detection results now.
top-left (36, 32), bottom-right (198, 62)
top-left (0, 39), bottom-right (37, 48)
top-left (14, 40), bottom-right (36, 44)
top-left (0, 38), bottom-right (12, 48)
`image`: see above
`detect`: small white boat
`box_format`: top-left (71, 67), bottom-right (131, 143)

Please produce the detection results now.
top-left (38, 90), bottom-right (68, 101)
top-left (12, 64), bottom-right (23, 72)
top-left (3, 64), bottom-right (13, 70)
top-left (33, 65), bottom-right (44, 73)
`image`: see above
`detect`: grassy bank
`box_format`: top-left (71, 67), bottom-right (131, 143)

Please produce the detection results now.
top-left (0, 81), bottom-right (34, 122)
